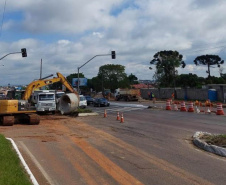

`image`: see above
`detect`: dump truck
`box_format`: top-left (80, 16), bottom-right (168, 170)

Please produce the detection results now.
top-left (114, 88), bottom-right (140, 101)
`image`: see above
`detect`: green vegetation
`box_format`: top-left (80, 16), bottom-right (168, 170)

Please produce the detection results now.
top-left (150, 50), bottom-right (186, 87)
top-left (77, 108), bottom-right (92, 113)
top-left (201, 134), bottom-right (226, 148)
top-left (0, 134), bottom-right (32, 185)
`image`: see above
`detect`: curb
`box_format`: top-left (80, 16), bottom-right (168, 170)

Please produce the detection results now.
top-left (6, 138), bottom-right (39, 185)
top-left (193, 131), bottom-right (226, 157)
top-left (78, 112), bottom-right (99, 117)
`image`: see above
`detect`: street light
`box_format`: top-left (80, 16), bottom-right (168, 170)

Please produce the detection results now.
top-left (77, 51), bottom-right (116, 94)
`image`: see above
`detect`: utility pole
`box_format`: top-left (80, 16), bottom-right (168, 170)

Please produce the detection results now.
top-left (40, 59), bottom-right (42, 79)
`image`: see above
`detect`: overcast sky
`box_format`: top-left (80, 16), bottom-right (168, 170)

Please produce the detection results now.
top-left (0, 0), bottom-right (226, 86)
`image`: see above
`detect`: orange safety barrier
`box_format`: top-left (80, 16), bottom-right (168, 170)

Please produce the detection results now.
top-left (104, 109), bottom-right (107, 118)
top-left (173, 103), bottom-right (178, 111)
top-left (180, 101), bottom-right (187, 112)
top-left (116, 112), bottom-right (120, 120)
top-left (120, 113), bottom-right (124, 123)
top-left (188, 102), bottom-right (194, 112)
top-left (165, 100), bottom-right (172, 110)
top-left (216, 103), bottom-right (224, 115)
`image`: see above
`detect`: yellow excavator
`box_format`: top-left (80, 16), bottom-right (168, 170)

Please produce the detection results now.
top-left (0, 72), bottom-right (78, 126)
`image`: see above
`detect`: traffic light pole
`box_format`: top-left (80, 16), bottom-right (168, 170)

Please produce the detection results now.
top-left (77, 51), bottom-right (115, 94)
top-left (0, 48), bottom-right (27, 61)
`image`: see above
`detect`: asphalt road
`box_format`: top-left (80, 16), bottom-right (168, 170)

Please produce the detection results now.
top-left (1, 101), bottom-right (226, 185)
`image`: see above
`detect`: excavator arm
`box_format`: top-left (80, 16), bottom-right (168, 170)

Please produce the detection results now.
top-left (22, 72), bottom-right (78, 100)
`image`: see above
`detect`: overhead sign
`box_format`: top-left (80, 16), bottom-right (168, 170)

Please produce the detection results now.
top-left (72, 78), bottom-right (87, 87)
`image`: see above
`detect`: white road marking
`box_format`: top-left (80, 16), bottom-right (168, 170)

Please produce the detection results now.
top-left (19, 141), bottom-right (57, 185)
top-left (93, 106), bottom-right (146, 114)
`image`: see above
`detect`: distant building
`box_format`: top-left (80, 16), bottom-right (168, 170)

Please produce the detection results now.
top-left (131, 83), bottom-right (154, 89)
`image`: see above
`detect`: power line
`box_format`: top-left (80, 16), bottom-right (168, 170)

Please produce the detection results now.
top-left (0, 0), bottom-right (7, 39)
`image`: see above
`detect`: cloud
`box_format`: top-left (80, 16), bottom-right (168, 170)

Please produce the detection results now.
top-left (1, 0), bottom-right (226, 85)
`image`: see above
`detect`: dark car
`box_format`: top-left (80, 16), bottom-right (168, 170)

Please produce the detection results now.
top-left (85, 95), bottom-right (94, 105)
top-left (93, 98), bottom-right (110, 107)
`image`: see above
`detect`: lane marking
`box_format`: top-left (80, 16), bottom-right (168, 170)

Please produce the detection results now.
top-left (19, 141), bottom-right (56, 185)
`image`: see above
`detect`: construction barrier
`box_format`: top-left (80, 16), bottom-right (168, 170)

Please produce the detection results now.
top-left (180, 101), bottom-right (187, 112)
top-left (188, 102), bottom-right (194, 112)
top-left (173, 103), bottom-right (178, 111)
top-left (216, 103), bottom-right (224, 115)
top-left (165, 100), bottom-right (171, 110)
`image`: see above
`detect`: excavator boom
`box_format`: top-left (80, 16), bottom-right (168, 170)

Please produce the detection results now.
top-left (22, 72), bottom-right (78, 100)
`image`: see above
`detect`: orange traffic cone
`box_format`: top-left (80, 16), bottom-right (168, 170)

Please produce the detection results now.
top-left (216, 103), bottom-right (224, 115)
top-left (165, 100), bottom-right (171, 110)
top-left (120, 113), bottom-right (124, 123)
top-left (188, 102), bottom-right (194, 112)
top-left (104, 109), bottom-right (107, 118)
top-left (180, 101), bottom-right (187, 112)
top-left (116, 112), bottom-right (120, 120)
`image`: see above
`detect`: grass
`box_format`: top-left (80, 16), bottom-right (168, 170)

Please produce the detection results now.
top-left (0, 134), bottom-right (32, 185)
top-left (76, 108), bottom-right (93, 113)
top-left (201, 134), bottom-right (226, 148)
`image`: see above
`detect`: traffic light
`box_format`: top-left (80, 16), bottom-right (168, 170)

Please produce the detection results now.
top-left (111, 51), bottom-right (116, 59)
top-left (21, 48), bottom-right (27, 57)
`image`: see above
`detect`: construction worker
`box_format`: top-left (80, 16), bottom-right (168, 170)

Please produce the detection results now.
top-left (172, 92), bottom-right (174, 101)
top-left (148, 92), bottom-right (151, 100)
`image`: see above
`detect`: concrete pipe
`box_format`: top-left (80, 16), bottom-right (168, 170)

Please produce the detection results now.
top-left (59, 93), bottom-right (79, 115)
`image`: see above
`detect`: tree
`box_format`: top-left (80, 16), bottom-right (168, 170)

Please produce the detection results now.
top-left (150, 50), bottom-right (186, 87)
top-left (94, 64), bottom-right (129, 92)
top-left (128, 73), bottom-right (138, 85)
top-left (176, 73), bottom-right (200, 88)
top-left (194, 55), bottom-right (224, 78)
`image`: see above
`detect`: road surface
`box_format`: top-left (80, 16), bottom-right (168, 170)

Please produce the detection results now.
top-left (1, 102), bottom-right (226, 185)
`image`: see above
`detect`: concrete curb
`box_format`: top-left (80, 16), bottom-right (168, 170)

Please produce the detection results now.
top-left (6, 138), bottom-right (39, 185)
top-left (78, 112), bottom-right (99, 117)
top-left (193, 131), bottom-right (226, 157)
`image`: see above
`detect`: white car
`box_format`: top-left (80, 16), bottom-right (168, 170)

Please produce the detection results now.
top-left (79, 95), bottom-right (87, 108)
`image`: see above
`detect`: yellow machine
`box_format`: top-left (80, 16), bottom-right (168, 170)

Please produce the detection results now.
top-left (0, 72), bottom-right (78, 126)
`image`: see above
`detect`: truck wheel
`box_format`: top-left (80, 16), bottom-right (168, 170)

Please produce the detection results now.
top-left (52, 111), bottom-right (55, 115)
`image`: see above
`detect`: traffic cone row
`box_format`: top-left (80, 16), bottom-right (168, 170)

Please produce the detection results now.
top-left (103, 110), bottom-right (125, 123)
top-left (164, 100), bottom-right (225, 116)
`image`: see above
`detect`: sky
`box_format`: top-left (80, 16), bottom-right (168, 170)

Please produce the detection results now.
top-left (0, 0), bottom-right (226, 86)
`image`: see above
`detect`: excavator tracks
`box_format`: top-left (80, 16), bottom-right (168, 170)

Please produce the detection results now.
top-left (29, 114), bottom-right (40, 125)
top-left (0, 114), bottom-right (40, 126)
top-left (1, 116), bottom-right (15, 126)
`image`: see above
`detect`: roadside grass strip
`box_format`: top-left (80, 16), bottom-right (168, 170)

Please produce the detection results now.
top-left (0, 134), bottom-right (32, 185)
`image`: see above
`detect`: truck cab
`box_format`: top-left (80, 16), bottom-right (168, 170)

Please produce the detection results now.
top-left (31, 90), bottom-right (56, 114)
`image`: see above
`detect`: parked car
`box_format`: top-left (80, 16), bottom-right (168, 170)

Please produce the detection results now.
top-left (79, 95), bottom-right (87, 108)
top-left (85, 95), bottom-right (94, 105)
top-left (93, 98), bottom-right (110, 107)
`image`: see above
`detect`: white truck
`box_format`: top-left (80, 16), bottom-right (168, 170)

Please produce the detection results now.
top-left (114, 88), bottom-right (140, 101)
top-left (31, 90), bottom-right (56, 114)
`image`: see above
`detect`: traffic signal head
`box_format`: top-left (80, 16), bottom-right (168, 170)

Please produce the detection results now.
top-left (111, 51), bottom-right (116, 59)
top-left (21, 48), bottom-right (27, 57)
